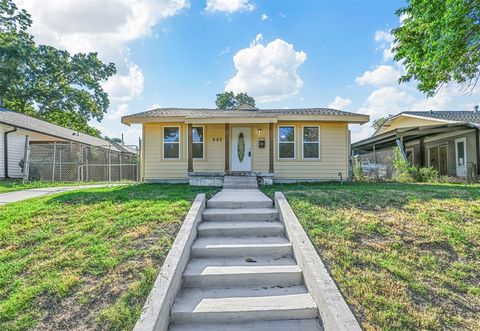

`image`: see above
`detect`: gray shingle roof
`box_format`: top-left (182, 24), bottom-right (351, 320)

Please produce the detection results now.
top-left (123, 107), bottom-right (366, 119)
top-left (402, 111), bottom-right (480, 124)
top-left (0, 108), bottom-right (133, 153)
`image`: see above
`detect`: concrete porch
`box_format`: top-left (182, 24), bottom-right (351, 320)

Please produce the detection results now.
top-left (188, 172), bottom-right (274, 187)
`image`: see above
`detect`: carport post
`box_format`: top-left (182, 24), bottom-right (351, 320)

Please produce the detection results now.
top-left (52, 142), bottom-right (56, 181)
top-left (119, 153), bottom-right (123, 180)
top-left (373, 144), bottom-right (378, 180)
top-left (108, 145), bottom-right (112, 182)
top-left (395, 138), bottom-right (408, 162)
top-left (22, 135), bottom-right (30, 183)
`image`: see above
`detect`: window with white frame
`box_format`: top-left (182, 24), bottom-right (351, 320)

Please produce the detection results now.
top-left (163, 127), bottom-right (180, 159)
top-left (302, 126), bottom-right (319, 159)
top-left (278, 126), bottom-right (295, 159)
top-left (192, 126), bottom-right (204, 159)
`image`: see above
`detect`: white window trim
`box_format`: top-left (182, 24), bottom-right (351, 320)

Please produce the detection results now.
top-left (302, 125), bottom-right (320, 160)
top-left (191, 125), bottom-right (206, 160)
top-left (455, 137), bottom-right (467, 168)
top-left (278, 125), bottom-right (296, 160)
top-left (162, 125), bottom-right (181, 160)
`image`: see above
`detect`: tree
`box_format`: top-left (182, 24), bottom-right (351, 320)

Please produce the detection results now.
top-left (104, 136), bottom-right (122, 143)
top-left (215, 91), bottom-right (256, 109)
top-left (393, 0), bottom-right (480, 96)
top-left (372, 117), bottom-right (388, 131)
top-left (0, 0), bottom-right (116, 136)
top-left (0, 0), bottom-right (35, 107)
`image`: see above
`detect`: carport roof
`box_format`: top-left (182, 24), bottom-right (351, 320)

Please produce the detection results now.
top-left (352, 122), bottom-right (477, 151)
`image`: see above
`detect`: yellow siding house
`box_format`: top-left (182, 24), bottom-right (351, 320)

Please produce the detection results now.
top-left (122, 105), bottom-right (369, 185)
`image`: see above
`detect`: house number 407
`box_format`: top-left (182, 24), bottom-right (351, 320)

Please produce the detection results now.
top-left (212, 137), bottom-right (223, 142)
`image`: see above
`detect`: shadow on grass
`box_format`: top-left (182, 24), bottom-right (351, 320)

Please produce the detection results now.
top-left (46, 183), bottom-right (219, 206)
top-left (262, 182), bottom-right (480, 211)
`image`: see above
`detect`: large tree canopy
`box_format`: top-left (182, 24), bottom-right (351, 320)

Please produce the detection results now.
top-left (215, 91), bottom-right (256, 109)
top-left (393, 0), bottom-right (480, 96)
top-left (0, 0), bottom-right (116, 136)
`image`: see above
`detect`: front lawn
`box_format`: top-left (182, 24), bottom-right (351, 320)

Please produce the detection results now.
top-left (0, 180), bottom-right (120, 194)
top-left (0, 184), bottom-right (218, 331)
top-left (262, 182), bottom-right (480, 331)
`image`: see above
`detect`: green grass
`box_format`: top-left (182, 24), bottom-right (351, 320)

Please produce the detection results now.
top-left (0, 180), bottom-right (120, 194)
top-left (0, 184), bottom-right (218, 331)
top-left (262, 182), bottom-right (480, 331)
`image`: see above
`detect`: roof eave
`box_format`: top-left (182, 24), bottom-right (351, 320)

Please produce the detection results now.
top-left (122, 114), bottom-right (370, 124)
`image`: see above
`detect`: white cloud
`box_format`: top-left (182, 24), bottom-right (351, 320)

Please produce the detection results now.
top-left (351, 87), bottom-right (415, 142)
top-left (363, 87), bottom-right (414, 116)
top-left (17, 0), bottom-right (189, 58)
top-left (411, 86), bottom-right (464, 111)
top-left (106, 103), bottom-right (130, 120)
top-left (102, 64), bottom-right (145, 101)
top-left (17, 0), bottom-right (188, 104)
top-left (261, 14), bottom-right (269, 21)
top-left (218, 46), bottom-right (231, 56)
top-left (225, 34), bottom-right (307, 102)
top-left (205, 0), bottom-right (254, 13)
top-left (374, 30), bottom-right (393, 44)
top-left (355, 65), bottom-right (401, 87)
top-left (123, 126), bottom-right (142, 145)
top-left (374, 30), bottom-right (395, 61)
top-left (328, 96), bottom-right (352, 110)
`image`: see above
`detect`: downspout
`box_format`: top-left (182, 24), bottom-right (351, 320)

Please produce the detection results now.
top-left (476, 128), bottom-right (480, 176)
top-left (4, 127), bottom-right (17, 178)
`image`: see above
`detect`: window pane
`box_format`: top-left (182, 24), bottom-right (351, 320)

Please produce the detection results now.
top-left (164, 143), bottom-right (179, 158)
top-left (193, 127), bottom-right (203, 143)
top-left (303, 143), bottom-right (319, 159)
top-left (303, 127), bottom-right (318, 142)
top-left (279, 127), bottom-right (295, 142)
top-left (279, 143), bottom-right (294, 158)
top-left (193, 143), bottom-right (203, 159)
top-left (457, 141), bottom-right (465, 166)
top-left (164, 127), bottom-right (179, 142)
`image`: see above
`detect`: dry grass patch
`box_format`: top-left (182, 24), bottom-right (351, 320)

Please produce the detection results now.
top-left (262, 182), bottom-right (480, 331)
top-left (0, 184), bottom-right (218, 331)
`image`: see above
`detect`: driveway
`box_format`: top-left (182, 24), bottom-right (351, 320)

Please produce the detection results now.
top-left (0, 184), bottom-right (126, 206)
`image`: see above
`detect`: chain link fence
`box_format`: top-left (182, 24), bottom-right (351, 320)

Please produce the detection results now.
top-left (352, 147), bottom-right (396, 180)
top-left (24, 142), bottom-right (139, 182)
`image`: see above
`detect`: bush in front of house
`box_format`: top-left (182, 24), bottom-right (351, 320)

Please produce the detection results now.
top-left (416, 166), bottom-right (440, 182)
top-left (391, 147), bottom-right (439, 183)
top-left (352, 156), bottom-right (370, 182)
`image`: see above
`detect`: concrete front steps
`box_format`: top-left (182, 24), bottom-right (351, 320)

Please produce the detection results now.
top-left (168, 189), bottom-right (323, 330)
top-left (222, 175), bottom-right (258, 189)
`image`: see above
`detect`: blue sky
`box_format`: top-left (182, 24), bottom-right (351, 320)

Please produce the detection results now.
top-left (17, 0), bottom-right (480, 144)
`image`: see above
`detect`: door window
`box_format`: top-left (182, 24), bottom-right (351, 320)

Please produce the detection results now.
top-left (456, 141), bottom-right (465, 167)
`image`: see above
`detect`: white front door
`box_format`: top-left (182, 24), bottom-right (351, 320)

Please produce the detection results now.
top-left (231, 127), bottom-right (252, 172)
top-left (455, 137), bottom-right (467, 177)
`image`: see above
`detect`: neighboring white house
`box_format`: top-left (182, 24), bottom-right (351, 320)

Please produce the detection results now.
top-left (0, 107), bottom-right (135, 179)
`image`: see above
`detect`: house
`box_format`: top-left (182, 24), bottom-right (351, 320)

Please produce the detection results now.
top-left (352, 110), bottom-right (480, 179)
top-left (0, 107), bottom-right (137, 180)
top-left (121, 105), bottom-right (369, 185)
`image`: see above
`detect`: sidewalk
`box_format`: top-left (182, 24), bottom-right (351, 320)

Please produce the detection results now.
top-left (0, 184), bottom-right (126, 206)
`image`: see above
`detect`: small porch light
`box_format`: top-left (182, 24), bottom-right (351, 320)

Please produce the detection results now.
top-left (257, 128), bottom-right (262, 135)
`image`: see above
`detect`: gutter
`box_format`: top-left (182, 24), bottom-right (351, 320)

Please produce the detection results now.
top-left (4, 126), bottom-right (17, 178)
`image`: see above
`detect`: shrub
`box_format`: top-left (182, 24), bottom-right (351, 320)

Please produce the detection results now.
top-left (352, 156), bottom-right (369, 182)
top-left (391, 147), bottom-right (416, 182)
top-left (391, 147), bottom-right (440, 183)
top-left (417, 167), bottom-right (439, 182)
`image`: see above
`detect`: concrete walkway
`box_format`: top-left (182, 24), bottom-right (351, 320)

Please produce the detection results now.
top-left (0, 184), bottom-right (125, 206)
top-left (168, 185), bottom-right (323, 330)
